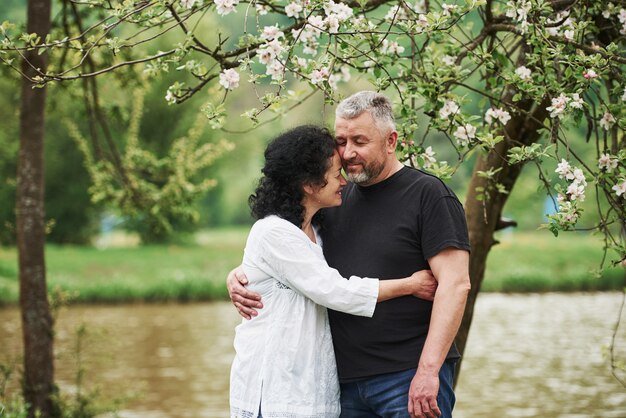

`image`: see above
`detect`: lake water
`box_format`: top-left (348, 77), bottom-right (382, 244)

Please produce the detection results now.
top-left (1, 293), bottom-right (625, 417)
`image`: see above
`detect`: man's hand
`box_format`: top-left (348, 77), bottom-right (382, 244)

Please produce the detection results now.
top-left (408, 368), bottom-right (441, 418)
top-left (408, 270), bottom-right (437, 301)
top-left (227, 266), bottom-right (263, 319)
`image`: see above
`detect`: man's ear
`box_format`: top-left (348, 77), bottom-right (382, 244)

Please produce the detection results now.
top-left (386, 130), bottom-right (398, 153)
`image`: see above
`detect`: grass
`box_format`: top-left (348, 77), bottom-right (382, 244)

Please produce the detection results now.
top-left (0, 228), bottom-right (623, 305)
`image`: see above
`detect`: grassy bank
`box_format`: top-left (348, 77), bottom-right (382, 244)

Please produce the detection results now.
top-left (0, 228), bottom-right (623, 305)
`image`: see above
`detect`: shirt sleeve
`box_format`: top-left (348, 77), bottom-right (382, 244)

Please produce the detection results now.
top-left (259, 223), bottom-right (379, 317)
top-left (420, 187), bottom-right (471, 261)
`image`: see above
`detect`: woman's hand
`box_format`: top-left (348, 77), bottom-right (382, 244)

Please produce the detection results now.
top-left (407, 270), bottom-right (437, 301)
top-left (227, 266), bottom-right (263, 319)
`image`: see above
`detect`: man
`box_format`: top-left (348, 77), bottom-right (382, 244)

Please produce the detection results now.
top-left (228, 91), bottom-right (471, 418)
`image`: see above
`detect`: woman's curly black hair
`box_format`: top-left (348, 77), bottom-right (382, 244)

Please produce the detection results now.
top-left (249, 125), bottom-right (336, 228)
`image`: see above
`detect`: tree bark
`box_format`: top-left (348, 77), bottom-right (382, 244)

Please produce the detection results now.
top-left (17, 0), bottom-right (55, 417)
top-left (454, 98), bottom-right (549, 385)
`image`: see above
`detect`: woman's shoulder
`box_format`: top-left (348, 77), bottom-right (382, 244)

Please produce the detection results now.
top-left (249, 215), bottom-right (303, 242)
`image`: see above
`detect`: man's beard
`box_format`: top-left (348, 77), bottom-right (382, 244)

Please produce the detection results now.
top-left (344, 160), bottom-right (384, 185)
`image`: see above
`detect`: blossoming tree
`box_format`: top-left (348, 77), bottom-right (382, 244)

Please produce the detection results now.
top-left (2, 0), bottom-right (625, 414)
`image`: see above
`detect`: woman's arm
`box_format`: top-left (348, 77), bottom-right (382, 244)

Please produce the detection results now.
top-left (377, 270), bottom-right (437, 302)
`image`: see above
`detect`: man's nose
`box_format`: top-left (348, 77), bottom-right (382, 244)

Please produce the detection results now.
top-left (341, 142), bottom-right (356, 160)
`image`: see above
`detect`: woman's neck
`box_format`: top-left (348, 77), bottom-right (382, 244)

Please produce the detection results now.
top-left (301, 204), bottom-right (318, 243)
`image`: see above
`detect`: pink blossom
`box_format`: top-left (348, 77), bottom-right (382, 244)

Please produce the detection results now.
top-left (583, 69), bottom-right (598, 79)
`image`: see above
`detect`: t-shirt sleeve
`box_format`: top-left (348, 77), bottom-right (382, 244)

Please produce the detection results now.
top-left (420, 189), bottom-right (471, 260)
top-left (259, 223), bottom-right (379, 317)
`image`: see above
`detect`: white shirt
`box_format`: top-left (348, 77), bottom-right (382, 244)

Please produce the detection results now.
top-left (230, 216), bottom-right (379, 418)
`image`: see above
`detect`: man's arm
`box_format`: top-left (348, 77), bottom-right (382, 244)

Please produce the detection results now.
top-left (407, 248), bottom-right (470, 418)
top-left (226, 266), bottom-right (263, 319)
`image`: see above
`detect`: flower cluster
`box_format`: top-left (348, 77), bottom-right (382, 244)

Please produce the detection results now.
top-left (598, 153), bottom-right (619, 173)
top-left (599, 112), bottom-right (616, 131)
top-left (555, 159), bottom-right (587, 201)
top-left (453, 124), bottom-right (477, 147)
top-left (546, 93), bottom-right (584, 119)
top-left (421, 146), bottom-right (437, 168)
top-left (439, 100), bottom-right (459, 120)
top-left (546, 10), bottom-right (576, 41)
top-left (505, 0), bottom-right (532, 33)
top-left (215, 0), bottom-right (239, 16)
top-left (484, 107), bottom-right (511, 125)
top-left (515, 66), bottom-right (532, 80)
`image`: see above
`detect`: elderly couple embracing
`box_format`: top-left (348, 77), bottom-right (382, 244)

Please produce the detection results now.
top-left (226, 91), bottom-right (471, 418)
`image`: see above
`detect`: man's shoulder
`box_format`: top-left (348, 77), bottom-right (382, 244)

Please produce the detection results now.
top-left (400, 166), bottom-right (457, 197)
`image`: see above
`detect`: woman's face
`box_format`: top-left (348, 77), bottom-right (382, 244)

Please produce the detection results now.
top-left (310, 151), bottom-right (347, 209)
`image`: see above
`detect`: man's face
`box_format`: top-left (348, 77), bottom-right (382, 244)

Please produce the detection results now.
top-left (334, 112), bottom-right (389, 186)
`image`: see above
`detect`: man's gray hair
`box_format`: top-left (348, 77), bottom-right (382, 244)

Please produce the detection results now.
top-left (335, 91), bottom-right (396, 134)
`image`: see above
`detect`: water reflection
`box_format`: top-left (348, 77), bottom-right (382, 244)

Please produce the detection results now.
top-left (1, 293), bottom-right (625, 417)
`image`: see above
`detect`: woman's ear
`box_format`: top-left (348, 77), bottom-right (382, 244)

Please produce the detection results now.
top-left (302, 183), bottom-right (315, 196)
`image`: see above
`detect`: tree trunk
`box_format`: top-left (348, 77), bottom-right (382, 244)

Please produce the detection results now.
top-left (17, 0), bottom-right (55, 417)
top-left (454, 98), bottom-right (549, 385)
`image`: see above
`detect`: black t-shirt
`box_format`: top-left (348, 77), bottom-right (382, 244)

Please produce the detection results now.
top-left (320, 166), bottom-right (471, 382)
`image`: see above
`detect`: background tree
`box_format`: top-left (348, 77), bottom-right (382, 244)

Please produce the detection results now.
top-left (2, 0), bottom-right (625, 402)
top-left (15, 0), bottom-right (56, 416)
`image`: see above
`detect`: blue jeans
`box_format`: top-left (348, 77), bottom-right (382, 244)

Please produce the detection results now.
top-left (339, 359), bottom-right (457, 417)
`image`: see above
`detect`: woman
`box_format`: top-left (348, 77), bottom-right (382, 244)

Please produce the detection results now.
top-left (230, 125), bottom-right (432, 418)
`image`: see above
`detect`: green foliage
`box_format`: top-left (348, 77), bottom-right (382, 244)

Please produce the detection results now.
top-left (68, 88), bottom-right (234, 243)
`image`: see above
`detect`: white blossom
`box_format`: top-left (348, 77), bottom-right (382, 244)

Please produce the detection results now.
top-left (215, 0), bottom-right (239, 16)
top-left (567, 181), bottom-right (585, 201)
top-left (385, 5), bottom-right (408, 21)
top-left (421, 146), bottom-right (437, 168)
top-left (381, 39), bottom-right (405, 55)
top-left (439, 100), bottom-right (460, 120)
top-left (265, 61), bottom-right (285, 81)
top-left (285, 2), bottom-right (303, 18)
top-left (325, 15), bottom-right (340, 33)
top-left (555, 159), bottom-right (573, 180)
top-left (546, 94), bottom-right (570, 119)
top-left (515, 66), bottom-right (532, 80)
top-left (256, 4), bottom-right (269, 15)
top-left (613, 178), bottom-right (626, 197)
top-left (415, 14), bottom-right (429, 32)
top-left (325, 1), bottom-right (353, 21)
top-left (572, 168), bottom-right (586, 186)
top-left (413, 0), bottom-right (426, 14)
top-left (306, 15), bottom-right (326, 36)
top-left (180, 0), bottom-right (197, 9)
top-left (563, 29), bottom-right (575, 41)
top-left (619, 9), bottom-right (626, 23)
top-left (569, 93), bottom-right (584, 110)
top-left (485, 107), bottom-right (511, 125)
top-left (441, 55), bottom-right (456, 66)
top-left (310, 68), bottom-right (329, 85)
top-left (165, 90), bottom-right (176, 104)
top-left (219, 68), bottom-right (240, 90)
top-left (441, 4), bottom-right (457, 16)
top-left (453, 124), bottom-right (476, 146)
top-left (599, 112), bottom-right (616, 130)
top-left (261, 25), bottom-right (284, 41)
top-left (598, 153), bottom-right (619, 172)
